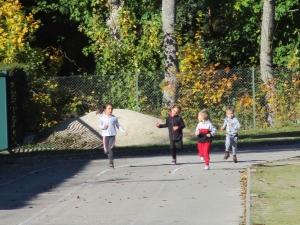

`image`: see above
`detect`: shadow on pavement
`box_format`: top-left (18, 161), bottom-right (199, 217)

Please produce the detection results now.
top-left (0, 142), bottom-right (299, 211)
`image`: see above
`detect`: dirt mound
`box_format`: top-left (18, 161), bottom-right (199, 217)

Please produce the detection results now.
top-left (39, 109), bottom-right (192, 148)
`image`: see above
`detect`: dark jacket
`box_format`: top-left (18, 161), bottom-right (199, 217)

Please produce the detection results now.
top-left (158, 114), bottom-right (185, 141)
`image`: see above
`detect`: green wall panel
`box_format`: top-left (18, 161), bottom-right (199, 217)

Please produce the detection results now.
top-left (0, 72), bottom-right (8, 151)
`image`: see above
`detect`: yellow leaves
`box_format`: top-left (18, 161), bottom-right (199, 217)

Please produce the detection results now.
top-left (226, 81), bottom-right (232, 89)
top-left (46, 46), bottom-right (64, 74)
top-left (236, 93), bottom-right (252, 109)
top-left (0, 0), bottom-right (40, 63)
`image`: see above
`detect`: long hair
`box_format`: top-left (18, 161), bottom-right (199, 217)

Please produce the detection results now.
top-left (96, 103), bottom-right (113, 115)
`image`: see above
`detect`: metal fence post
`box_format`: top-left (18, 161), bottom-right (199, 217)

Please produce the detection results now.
top-left (252, 66), bottom-right (256, 129)
top-left (136, 72), bottom-right (139, 112)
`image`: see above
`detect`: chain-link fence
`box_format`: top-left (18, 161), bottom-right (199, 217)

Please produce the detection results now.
top-left (52, 67), bottom-right (300, 126)
top-left (15, 67), bottom-right (300, 151)
top-left (52, 72), bottom-right (164, 116)
top-left (47, 67), bottom-right (300, 128)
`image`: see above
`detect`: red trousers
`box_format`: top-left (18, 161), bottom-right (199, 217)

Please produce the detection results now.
top-left (198, 142), bottom-right (211, 166)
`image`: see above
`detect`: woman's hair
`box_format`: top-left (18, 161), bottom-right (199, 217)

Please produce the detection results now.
top-left (96, 103), bottom-right (113, 115)
top-left (198, 109), bottom-right (210, 120)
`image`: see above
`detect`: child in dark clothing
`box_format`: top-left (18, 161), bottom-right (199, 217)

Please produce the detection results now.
top-left (156, 105), bottom-right (185, 164)
top-left (195, 109), bottom-right (216, 170)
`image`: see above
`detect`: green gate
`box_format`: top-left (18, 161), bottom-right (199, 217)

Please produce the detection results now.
top-left (0, 71), bottom-right (9, 151)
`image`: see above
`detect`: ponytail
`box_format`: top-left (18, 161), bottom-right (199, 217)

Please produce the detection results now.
top-left (96, 103), bottom-right (113, 115)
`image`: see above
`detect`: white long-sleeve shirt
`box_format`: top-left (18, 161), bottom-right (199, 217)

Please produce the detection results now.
top-left (99, 114), bottom-right (126, 136)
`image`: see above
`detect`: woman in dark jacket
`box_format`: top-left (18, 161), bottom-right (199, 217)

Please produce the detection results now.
top-left (156, 105), bottom-right (185, 164)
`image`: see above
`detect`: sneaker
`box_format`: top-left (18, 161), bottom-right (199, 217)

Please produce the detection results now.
top-left (200, 157), bottom-right (204, 161)
top-left (109, 163), bottom-right (114, 169)
top-left (204, 165), bottom-right (210, 170)
top-left (172, 159), bottom-right (176, 164)
top-left (224, 151), bottom-right (230, 160)
top-left (233, 155), bottom-right (237, 163)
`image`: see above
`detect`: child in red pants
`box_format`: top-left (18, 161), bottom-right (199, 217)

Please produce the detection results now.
top-left (195, 109), bottom-right (216, 170)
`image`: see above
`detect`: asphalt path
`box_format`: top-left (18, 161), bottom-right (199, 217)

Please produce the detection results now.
top-left (1, 144), bottom-right (300, 225)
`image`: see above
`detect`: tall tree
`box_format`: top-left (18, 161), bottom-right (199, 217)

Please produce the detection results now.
top-left (162, 0), bottom-right (178, 106)
top-left (107, 0), bottom-right (123, 41)
top-left (260, 0), bottom-right (275, 126)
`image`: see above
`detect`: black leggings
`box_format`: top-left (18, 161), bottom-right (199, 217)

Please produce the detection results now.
top-left (103, 136), bottom-right (115, 164)
top-left (170, 139), bottom-right (183, 159)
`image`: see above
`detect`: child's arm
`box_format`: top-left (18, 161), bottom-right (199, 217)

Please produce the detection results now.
top-left (115, 119), bottom-right (128, 135)
top-left (220, 119), bottom-right (226, 130)
top-left (178, 117), bottom-right (185, 130)
top-left (99, 118), bottom-right (107, 130)
top-left (208, 123), bottom-right (217, 137)
top-left (195, 124), bottom-right (200, 136)
top-left (156, 117), bottom-right (168, 128)
top-left (233, 117), bottom-right (241, 131)
top-left (173, 117), bottom-right (185, 131)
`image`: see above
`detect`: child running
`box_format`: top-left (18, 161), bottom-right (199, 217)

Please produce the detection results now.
top-left (220, 106), bottom-right (241, 163)
top-left (195, 109), bottom-right (216, 170)
top-left (97, 103), bottom-right (128, 169)
top-left (156, 104), bottom-right (185, 164)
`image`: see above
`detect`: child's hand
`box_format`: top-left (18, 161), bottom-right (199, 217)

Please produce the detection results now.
top-left (156, 123), bottom-right (160, 128)
top-left (173, 126), bottom-right (179, 131)
top-left (124, 132), bottom-right (128, 136)
top-left (220, 127), bottom-right (224, 130)
top-left (195, 131), bottom-right (199, 136)
top-left (229, 122), bottom-right (233, 126)
top-left (104, 124), bottom-right (109, 129)
top-left (206, 133), bottom-right (211, 137)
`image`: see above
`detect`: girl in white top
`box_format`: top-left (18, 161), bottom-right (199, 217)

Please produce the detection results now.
top-left (97, 104), bottom-right (128, 169)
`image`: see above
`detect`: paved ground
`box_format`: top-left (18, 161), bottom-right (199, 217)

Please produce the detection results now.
top-left (1, 144), bottom-right (300, 225)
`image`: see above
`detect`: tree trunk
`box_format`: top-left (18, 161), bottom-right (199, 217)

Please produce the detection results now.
top-left (162, 0), bottom-right (179, 106)
top-left (106, 0), bottom-right (124, 40)
top-left (260, 0), bottom-right (275, 126)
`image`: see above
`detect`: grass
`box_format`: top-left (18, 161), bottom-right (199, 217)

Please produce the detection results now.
top-left (249, 158), bottom-right (300, 225)
top-left (184, 125), bottom-right (300, 145)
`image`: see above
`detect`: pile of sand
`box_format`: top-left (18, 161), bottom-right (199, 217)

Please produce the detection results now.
top-left (39, 109), bottom-right (193, 148)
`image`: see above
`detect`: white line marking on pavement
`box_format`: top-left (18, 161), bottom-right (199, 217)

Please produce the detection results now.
top-left (172, 164), bottom-right (196, 174)
top-left (96, 169), bottom-right (110, 176)
top-left (95, 159), bottom-right (167, 177)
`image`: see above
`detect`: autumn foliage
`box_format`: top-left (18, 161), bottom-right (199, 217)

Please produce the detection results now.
top-left (0, 0), bottom-right (39, 63)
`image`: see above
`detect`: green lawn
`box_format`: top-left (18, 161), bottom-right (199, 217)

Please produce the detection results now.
top-left (250, 158), bottom-right (300, 225)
